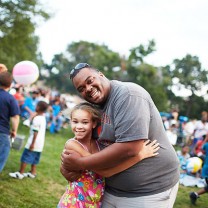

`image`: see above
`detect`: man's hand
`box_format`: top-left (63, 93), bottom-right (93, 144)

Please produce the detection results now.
top-left (61, 149), bottom-right (83, 170)
top-left (10, 130), bottom-right (16, 139)
top-left (60, 149), bottom-right (83, 181)
top-left (60, 166), bottom-right (82, 182)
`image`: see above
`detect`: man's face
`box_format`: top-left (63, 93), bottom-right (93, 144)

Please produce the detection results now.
top-left (72, 68), bottom-right (110, 105)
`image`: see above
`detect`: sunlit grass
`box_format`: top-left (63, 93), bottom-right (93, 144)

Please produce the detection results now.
top-left (0, 123), bottom-right (208, 207)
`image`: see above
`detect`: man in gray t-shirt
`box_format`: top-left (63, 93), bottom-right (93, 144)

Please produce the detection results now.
top-left (61, 63), bottom-right (180, 208)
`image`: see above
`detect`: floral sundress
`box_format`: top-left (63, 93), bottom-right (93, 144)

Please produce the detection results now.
top-left (57, 139), bottom-right (105, 208)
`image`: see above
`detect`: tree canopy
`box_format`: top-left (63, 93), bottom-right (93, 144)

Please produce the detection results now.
top-left (43, 41), bottom-right (121, 93)
top-left (41, 40), bottom-right (208, 118)
top-left (171, 54), bottom-right (208, 116)
top-left (0, 2), bottom-right (207, 118)
top-left (0, 0), bottom-right (50, 70)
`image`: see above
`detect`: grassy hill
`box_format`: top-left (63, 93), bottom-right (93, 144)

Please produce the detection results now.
top-left (0, 123), bottom-right (207, 207)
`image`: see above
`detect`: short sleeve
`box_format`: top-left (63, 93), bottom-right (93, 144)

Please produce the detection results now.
top-left (10, 96), bottom-right (20, 116)
top-left (114, 94), bottom-right (151, 142)
top-left (32, 116), bottom-right (40, 132)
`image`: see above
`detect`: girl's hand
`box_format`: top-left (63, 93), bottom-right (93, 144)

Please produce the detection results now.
top-left (138, 139), bottom-right (160, 160)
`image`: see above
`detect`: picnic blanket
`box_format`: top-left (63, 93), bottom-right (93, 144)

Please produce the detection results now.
top-left (179, 173), bottom-right (206, 188)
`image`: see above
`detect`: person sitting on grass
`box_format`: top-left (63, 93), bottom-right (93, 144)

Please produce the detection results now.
top-left (9, 101), bottom-right (48, 179)
top-left (177, 145), bottom-right (190, 173)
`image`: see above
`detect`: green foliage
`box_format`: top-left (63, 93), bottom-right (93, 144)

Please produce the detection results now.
top-left (44, 40), bottom-right (208, 115)
top-left (66, 41), bottom-right (121, 79)
top-left (127, 63), bottom-right (169, 111)
top-left (43, 53), bottom-right (75, 93)
top-left (0, 0), bottom-right (50, 70)
top-left (43, 41), bottom-right (121, 93)
top-left (179, 95), bottom-right (208, 119)
top-left (171, 54), bottom-right (208, 117)
top-left (126, 40), bottom-right (170, 111)
top-left (1, 0), bottom-right (207, 116)
top-left (128, 39), bottom-right (156, 64)
top-left (174, 185), bottom-right (208, 208)
top-left (172, 54), bottom-right (207, 93)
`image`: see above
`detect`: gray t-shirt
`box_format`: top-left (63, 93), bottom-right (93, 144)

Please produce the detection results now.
top-left (98, 80), bottom-right (180, 197)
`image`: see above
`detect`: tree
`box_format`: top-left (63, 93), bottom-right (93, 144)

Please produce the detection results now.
top-left (43, 53), bottom-right (75, 93)
top-left (66, 41), bottom-right (121, 79)
top-left (43, 41), bottom-right (122, 93)
top-left (0, 0), bottom-right (50, 70)
top-left (171, 54), bottom-right (208, 116)
top-left (128, 39), bottom-right (156, 64)
top-left (127, 63), bottom-right (169, 111)
top-left (127, 41), bottom-right (169, 111)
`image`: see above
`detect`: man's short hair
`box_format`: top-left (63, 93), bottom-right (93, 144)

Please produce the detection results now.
top-left (0, 71), bottom-right (13, 88)
top-left (70, 63), bottom-right (98, 80)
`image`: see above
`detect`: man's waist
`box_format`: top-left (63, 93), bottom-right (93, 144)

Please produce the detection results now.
top-left (105, 176), bottom-right (179, 197)
top-left (105, 165), bottom-right (179, 197)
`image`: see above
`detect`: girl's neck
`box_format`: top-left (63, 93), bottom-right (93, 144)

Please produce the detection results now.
top-left (75, 137), bottom-right (94, 153)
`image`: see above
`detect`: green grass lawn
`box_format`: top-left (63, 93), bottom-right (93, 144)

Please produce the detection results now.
top-left (0, 123), bottom-right (208, 207)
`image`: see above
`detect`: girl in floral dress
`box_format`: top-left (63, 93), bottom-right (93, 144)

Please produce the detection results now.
top-left (58, 102), bottom-right (159, 208)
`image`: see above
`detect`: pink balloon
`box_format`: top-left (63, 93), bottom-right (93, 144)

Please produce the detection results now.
top-left (13, 61), bottom-right (39, 85)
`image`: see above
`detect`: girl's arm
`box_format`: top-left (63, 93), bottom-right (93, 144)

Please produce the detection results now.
top-left (64, 139), bottom-right (159, 177)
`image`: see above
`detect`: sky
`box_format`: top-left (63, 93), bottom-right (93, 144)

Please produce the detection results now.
top-left (36, 0), bottom-right (208, 69)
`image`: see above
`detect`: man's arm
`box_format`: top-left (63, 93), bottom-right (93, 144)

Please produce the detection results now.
top-left (61, 139), bottom-right (152, 172)
top-left (60, 140), bottom-right (90, 181)
top-left (62, 93), bottom-right (154, 172)
top-left (10, 115), bottom-right (20, 138)
top-left (97, 140), bottom-right (159, 177)
top-left (61, 139), bottom-right (159, 178)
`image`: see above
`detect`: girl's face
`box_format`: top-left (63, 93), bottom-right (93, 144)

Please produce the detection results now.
top-left (70, 109), bottom-right (96, 141)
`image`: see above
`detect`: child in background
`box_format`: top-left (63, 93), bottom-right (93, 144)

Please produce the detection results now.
top-left (9, 101), bottom-right (48, 179)
top-left (58, 102), bottom-right (159, 208)
top-left (189, 133), bottom-right (208, 205)
top-left (177, 145), bottom-right (190, 173)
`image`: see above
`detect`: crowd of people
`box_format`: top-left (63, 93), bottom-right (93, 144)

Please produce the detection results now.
top-left (162, 110), bottom-right (208, 205)
top-left (0, 63), bottom-right (79, 180)
top-left (11, 84), bottom-right (77, 133)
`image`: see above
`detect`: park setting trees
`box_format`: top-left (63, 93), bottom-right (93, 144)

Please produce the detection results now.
top-left (0, 0), bottom-right (50, 69)
top-left (0, 1), bottom-right (207, 118)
